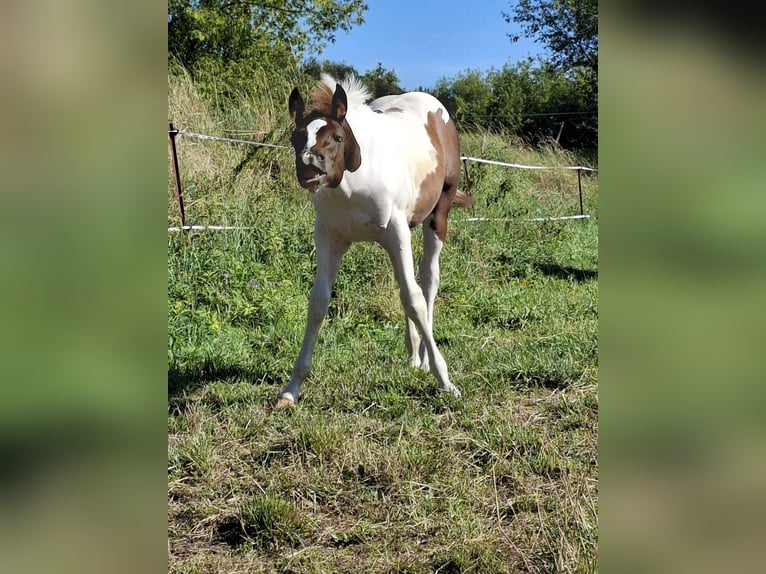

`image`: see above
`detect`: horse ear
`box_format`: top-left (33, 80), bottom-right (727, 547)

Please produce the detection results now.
top-left (331, 84), bottom-right (348, 122)
top-left (345, 138), bottom-right (361, 172)
top-left (288, 88), bottom-right (304, 124)
top-left (332, 83), bottom-right (360, 171)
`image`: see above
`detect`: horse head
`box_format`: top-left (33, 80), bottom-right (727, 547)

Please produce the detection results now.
top-left (288, 83), bottom-right (362, 193)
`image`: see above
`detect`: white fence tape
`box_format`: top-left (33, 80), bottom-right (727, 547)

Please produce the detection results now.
top-left (168, 127), bottom-right (597, 232)
top-left (460, 215), bottom-right (591, 223)
top-left (175, 131), bottom-right (597, 169)
top-left (460, 156), bottom-right (596, 172)
top-left (168, 225), bottom-right (254, 232)
top-left (178, 130), bottom-right (290, 149)
top-left (168, 216), bottom-right (592, 232)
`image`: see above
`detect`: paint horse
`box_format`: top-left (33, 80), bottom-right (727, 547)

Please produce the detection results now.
top-left (278, 75), bottom-right (471, 407)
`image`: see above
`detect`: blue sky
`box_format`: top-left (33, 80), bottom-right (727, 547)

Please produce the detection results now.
top-left (316, 1), bottom-right (547, 91)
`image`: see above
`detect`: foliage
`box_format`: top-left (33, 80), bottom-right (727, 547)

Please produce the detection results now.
top-left (504, 0), bottom-right (598, 74)
top-left (302, 57), bottom-right (359, 83)
top-left (434, 69), bottom-right (493, 128)
top-left (298, 56), bottom-right (596, 148)
top-left (360, 62), bottom-right (403, 98)
top-left (302, 59), bottom-right (402, 99)
top-left (501, 0), bottom-right (597, 148)
top-left (166, 1), bottom-right (596, 150)
top-left (432, 60), bottom-right (596, 148)
top-left (300, 56), bottom-right (597, 149)
top-left (167, 72), bottom-right (598, 573)
top-left (168, 0), bottom-right (367, 100)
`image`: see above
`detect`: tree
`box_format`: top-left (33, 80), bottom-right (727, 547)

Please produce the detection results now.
top-left (302, 58), bottom-right (360, 82)
top-left (432, 69), bottom-right (493, 129)
top-left (431, 62), bottom-right (596, 148)
top-left (361, 63), bottom-right (402, 98)
top-left (301, 61), bottom-right (401, 98)
top-left (503, 0), bottom-right (598, 75)
top-left (503, 1), bottom-right (597, 148)
top-left (168, 0), bottom-right (367, 97)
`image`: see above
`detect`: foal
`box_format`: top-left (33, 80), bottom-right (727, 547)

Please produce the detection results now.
top-left (278, 75), bottom-right (471, 407)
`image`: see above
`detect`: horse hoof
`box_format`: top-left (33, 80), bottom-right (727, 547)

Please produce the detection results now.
top-left (441, 384), bottom-right (462, 398)
top-left (409, 358), bottom-right (430, 371)
top-left (275, 396), bottom-right (295, 409)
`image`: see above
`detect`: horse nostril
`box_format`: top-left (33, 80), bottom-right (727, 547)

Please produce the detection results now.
top-left (301, 149), bottom-right (324, 166)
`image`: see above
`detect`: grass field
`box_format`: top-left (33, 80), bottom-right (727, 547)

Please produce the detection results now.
top-left (168, 73), bottom-right (598, 573)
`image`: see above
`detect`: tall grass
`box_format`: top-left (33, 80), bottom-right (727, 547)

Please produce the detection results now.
top-left (168, 72), bottom-right (598, 573)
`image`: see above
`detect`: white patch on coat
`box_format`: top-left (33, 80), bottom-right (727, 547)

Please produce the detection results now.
top-left (305, 119), bottom-right (327, 151)
top-left (368, 93), bottom-right (444, 221)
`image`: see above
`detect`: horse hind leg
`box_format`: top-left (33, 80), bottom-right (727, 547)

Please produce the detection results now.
top-left (383, 212), bottom-right (460, 397)
top-left (408, 213), bottom-right (444, 371)
top-left (413, 161), bottom-right (460, 369)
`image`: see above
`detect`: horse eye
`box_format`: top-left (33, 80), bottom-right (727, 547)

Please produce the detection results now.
top-left (334, 134), bottom-right (343, 143)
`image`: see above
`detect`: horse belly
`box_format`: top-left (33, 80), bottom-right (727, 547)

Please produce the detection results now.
top-left (313, 191), bottom-right (393, 242)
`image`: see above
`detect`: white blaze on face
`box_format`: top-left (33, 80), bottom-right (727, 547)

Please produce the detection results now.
top-left (305, 119), bottom-right (327, 152)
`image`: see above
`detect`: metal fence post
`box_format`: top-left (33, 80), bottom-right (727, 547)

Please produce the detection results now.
top-left (168, 122), bottom-right (186, 228)
top-left (462, 158), bottom-right (475, 218)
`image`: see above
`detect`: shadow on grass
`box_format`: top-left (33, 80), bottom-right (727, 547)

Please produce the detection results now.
top-left (534, 262), bottom-right (598, 282)
top-left (484, 369), bottom-right (583, 392)
top-left (494, 255), bottom-right (597, 282)
top-left (168, 360), bottom-right (280, 410)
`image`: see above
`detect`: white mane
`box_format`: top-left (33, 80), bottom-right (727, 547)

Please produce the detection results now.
top-left (320, 73), bottom-right (371, 110)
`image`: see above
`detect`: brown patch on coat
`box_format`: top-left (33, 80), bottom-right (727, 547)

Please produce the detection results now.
top-left (408, 109), bottom-right (464, 241)
top-left (429, 109), bottom-right (465, 241)
top-left (308, 81), bottom-right (334, 116)
top-left (407, 110), bottom-right (446, 227)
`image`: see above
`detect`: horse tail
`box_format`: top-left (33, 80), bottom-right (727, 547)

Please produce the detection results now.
top-left (452, 190), bottom-right (473, 208)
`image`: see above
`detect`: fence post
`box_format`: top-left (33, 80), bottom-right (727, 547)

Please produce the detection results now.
top-left (462, 158), bottom-right (475, 218)
top-left (555, 121), bottom-right (565, 145)
top-left (168, 122), bottom-right (186, 228)
top-left (577, 168), bottom-right (584, 216)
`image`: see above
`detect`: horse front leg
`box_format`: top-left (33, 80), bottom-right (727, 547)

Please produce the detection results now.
top-left (382, 212), bottom-right (460, 398)
top-left (277, 225), bottom-right (349, 407)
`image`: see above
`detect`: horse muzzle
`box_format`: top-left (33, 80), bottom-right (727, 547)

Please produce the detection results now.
top-left (298, 151), bottom-right (330, 192)
top-left (297, 164), bottom-right (326, 193)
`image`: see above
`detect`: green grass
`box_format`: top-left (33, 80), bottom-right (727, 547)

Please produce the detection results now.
top-left (168, 73), bottom-right (598, 573)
